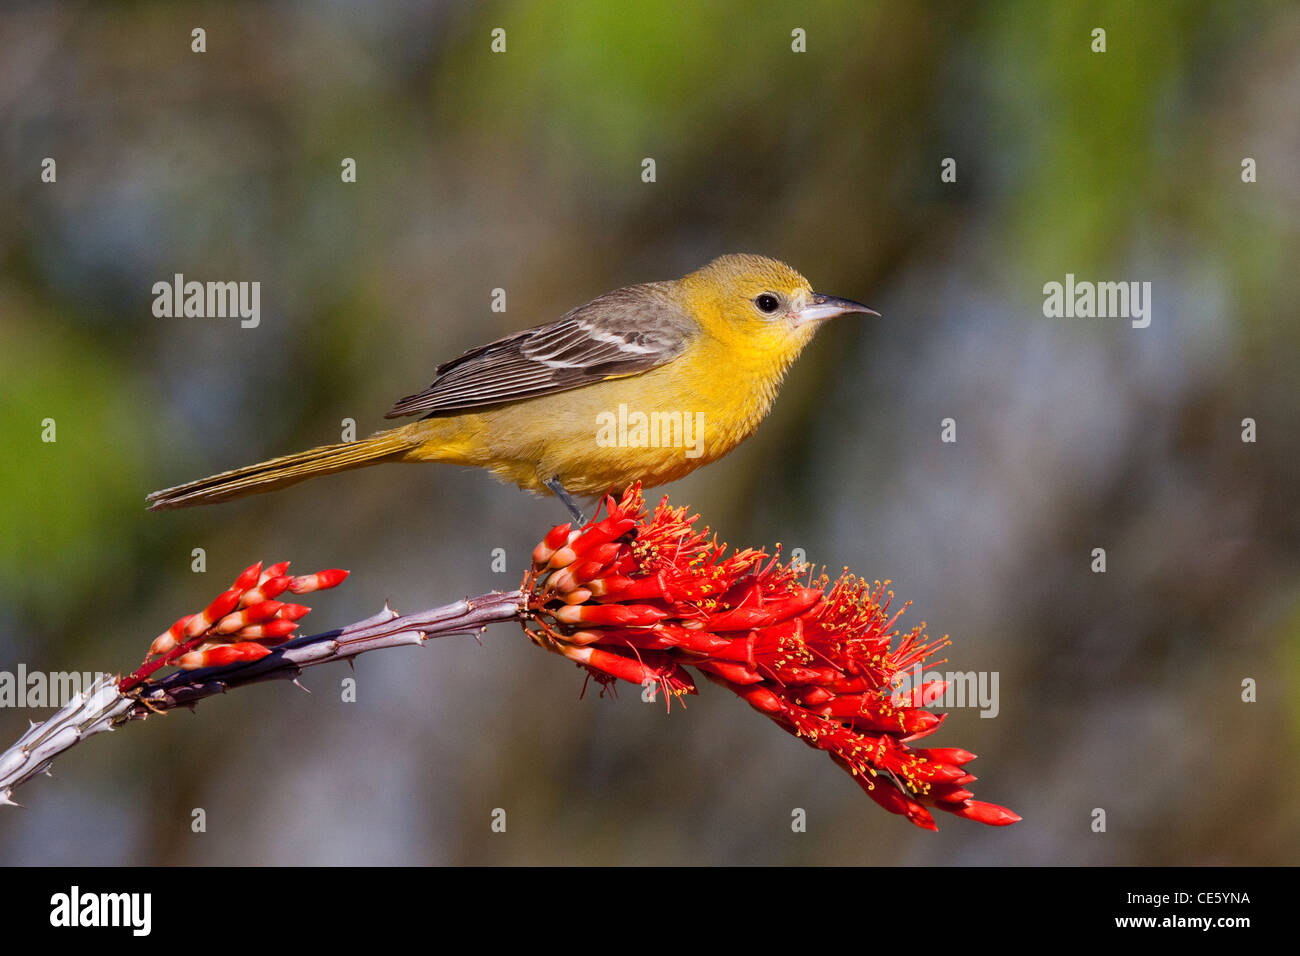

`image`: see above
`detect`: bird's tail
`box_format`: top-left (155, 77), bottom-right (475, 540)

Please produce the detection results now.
top-left (146, 430), bottom-right (419, 511)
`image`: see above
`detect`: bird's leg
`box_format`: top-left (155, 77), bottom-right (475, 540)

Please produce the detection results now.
top-left (543, 476), bottom-right (588, 525)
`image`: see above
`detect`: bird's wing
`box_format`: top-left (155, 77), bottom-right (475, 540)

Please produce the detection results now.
top-left (384, 283), bottom-right (697, 418)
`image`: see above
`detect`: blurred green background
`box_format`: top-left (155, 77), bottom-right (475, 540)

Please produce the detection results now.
top-left (1, 0), bottom-right (1297, 864)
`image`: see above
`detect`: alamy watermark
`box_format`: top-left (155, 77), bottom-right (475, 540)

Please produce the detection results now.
top-left (0, 666), bottom-right (113, 708)
top-left (1042, 274), bottom-right (1151, 328)
top-left (50, 886), bottom-right (151, 936)
top-left (896, 663), bottom-right (1000, 718)
top-left (595, 404), bottom-right (705, 458)
top-left (152, 273), bottom-right (260, 328)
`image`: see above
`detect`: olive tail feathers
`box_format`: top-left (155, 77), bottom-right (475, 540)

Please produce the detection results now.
top-left (146, 431), bottom-right (418, 511)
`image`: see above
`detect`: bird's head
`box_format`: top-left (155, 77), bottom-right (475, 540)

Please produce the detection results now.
top-left (680, 254), bottom-right (878, 358)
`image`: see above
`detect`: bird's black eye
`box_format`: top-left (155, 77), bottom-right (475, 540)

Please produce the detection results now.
top-left (755, 293), bottom-right (780, 314)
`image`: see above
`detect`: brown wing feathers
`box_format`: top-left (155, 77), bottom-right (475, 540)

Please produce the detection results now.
top-left (383, 283), bottom-right (695, 419)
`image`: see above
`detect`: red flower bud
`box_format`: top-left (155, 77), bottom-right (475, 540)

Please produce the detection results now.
top-left (184, 588), bottom-right (242, 637)
top-left (239, 576), bottom-right (292, 606)
top-left (553, 603), bottom-right (668, 627)
top-left (952, 801), bottom-right (1022, 826)
top-left (175, 642), bottom-right (272, 670)
top-left (234, 618), bottom-right (299, 644)
top-left (148, 615), bottom-right (192, 657)
top-left (260, 561), bottom-right (291, 583)
top-left (276, 602), bottom-right (311, 621)
top-left (288, 569), bottom-right (348, 594)
top-left (231, 562), bottom-right (264, 592)
top-left (215, 600), bottom-right (284, 634)
top-left (532, 524), bottom-right (574, 568)
top-left (915, 747), bottom-right (977, 766)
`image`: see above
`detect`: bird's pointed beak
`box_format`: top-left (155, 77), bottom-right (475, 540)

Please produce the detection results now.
top-left (794, 292), bottom-right (880, 325)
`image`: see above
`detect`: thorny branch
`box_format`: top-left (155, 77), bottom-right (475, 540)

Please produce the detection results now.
top-left (0, 589), bottom-right (527, 805)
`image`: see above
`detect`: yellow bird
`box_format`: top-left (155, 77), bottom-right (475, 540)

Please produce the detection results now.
top-left (146, 254), bottom-right (877, 521)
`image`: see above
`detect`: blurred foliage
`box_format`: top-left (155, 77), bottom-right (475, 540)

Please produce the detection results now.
top-left (0, 294), bottom-right (151, 627)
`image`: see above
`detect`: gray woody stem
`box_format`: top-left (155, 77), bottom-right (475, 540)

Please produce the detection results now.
top-left (0, 589), bottom-right (527, 805)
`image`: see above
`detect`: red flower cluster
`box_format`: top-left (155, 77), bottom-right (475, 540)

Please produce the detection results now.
top-left (120, 561), bottom-right (347, 693)
top-left (527, 485), bottom-right (1018, 830)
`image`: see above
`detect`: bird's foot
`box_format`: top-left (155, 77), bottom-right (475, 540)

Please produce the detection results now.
top-left (543, 476), bottom-right (588, 525)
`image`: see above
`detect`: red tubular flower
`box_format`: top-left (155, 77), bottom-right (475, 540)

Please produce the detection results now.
top-left (526, 484), bottom-right (1019, 831)
top-left (238, 575), bottom-right (293, 606)
top-left (231, 618), bottom-right (299, 643)
top-left (122, 561), bottom-right (348, 692)
top-left (175, 642), bottom-right (273, 670)
top-left (288, 569), bottom-right (349, 594)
